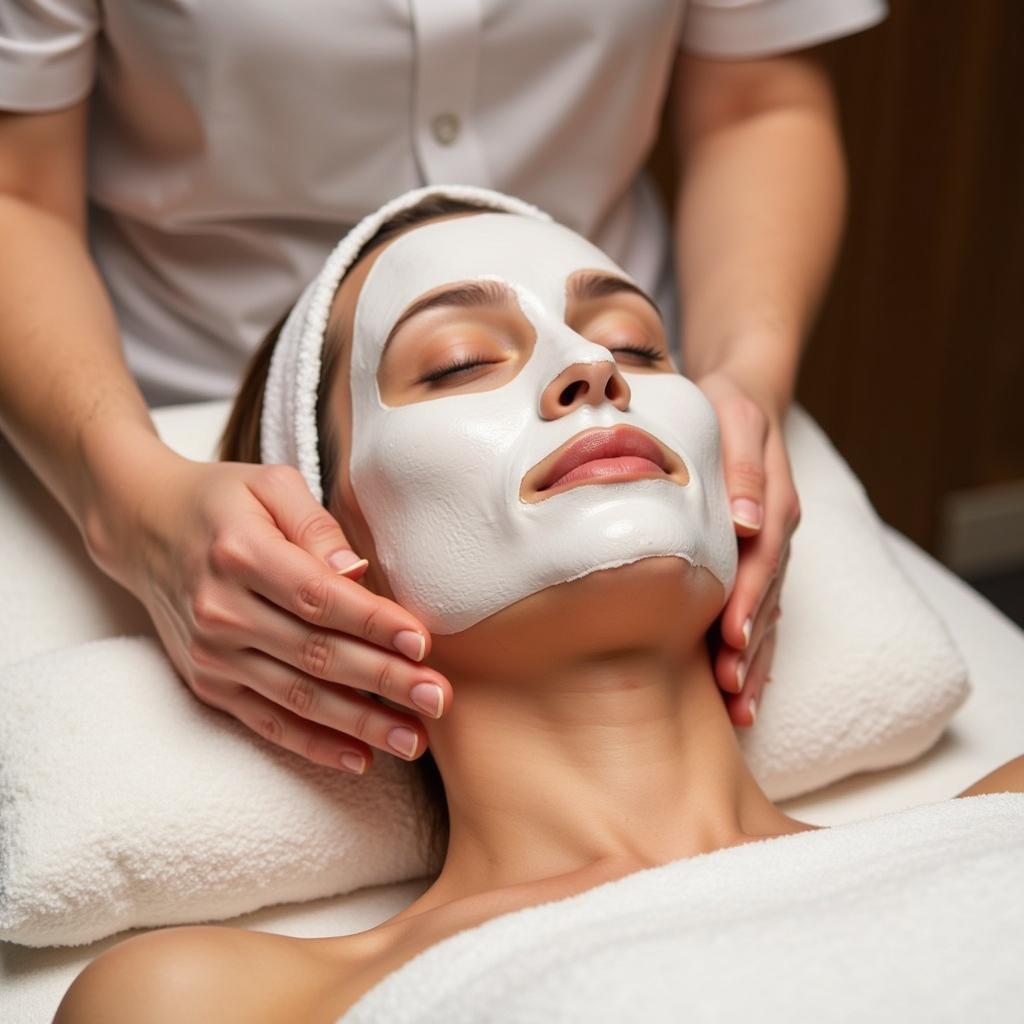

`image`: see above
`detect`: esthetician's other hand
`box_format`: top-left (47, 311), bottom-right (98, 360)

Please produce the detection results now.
top-left (86, 450), bottom-right (451, 775)
top-left (694, 370), bottom-right (800, 728)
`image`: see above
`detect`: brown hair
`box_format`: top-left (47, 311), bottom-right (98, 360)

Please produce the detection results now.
top-left (217, 194), bottom-right (500, 869)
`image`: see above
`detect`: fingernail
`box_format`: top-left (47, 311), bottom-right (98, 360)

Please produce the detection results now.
top-left (340, 752), bottom-right (366, 775)
top-left (387, 726), bottom-right (419, 759)
top-left (410, 682), bottom-right (444, 718)
top-left (393, 629), bottom-right (426, 662)
top-left (736, 658), bottom-right (747, 693)
top-left (749, 698), bottom-right (758, 724)
top-left (741, 617), bottom-right (753, 650)
top-left (328, 548), bottom-right (368, 575)
top-left (731, 498), bottom-right (762, 530)
top-left (338, 558), bottom-right (369, 577)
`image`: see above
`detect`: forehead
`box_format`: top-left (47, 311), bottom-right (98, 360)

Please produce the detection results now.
top-left (353, 212), bottom-right (629, 341)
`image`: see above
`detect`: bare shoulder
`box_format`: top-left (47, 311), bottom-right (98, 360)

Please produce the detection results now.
top-left (956, 753), bottom-right (1024, 798)
top-left (52, 924), bottom-right (325, 1024)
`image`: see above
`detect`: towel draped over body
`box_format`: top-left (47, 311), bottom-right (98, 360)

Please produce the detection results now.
top-left (340, 793), bottom-right (1024, 1023)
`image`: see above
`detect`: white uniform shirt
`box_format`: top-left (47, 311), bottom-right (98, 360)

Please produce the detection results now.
top-left (0, 0), bottom-right (885, 406)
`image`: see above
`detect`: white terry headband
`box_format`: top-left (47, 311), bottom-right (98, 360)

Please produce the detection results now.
top-left (259, 184), bottom-right (553, 503)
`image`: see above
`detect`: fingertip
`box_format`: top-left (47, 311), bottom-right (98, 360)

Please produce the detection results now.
top-left (731, 498), bottom-right (763, 533)
top-left (713, 648), bottom-right (745, 696)
top-left (327, 547), bottom-right (368, 573)
top-left (393, 629), bottom-right (427, 662)
top-left (335, 557), bottom-right (370, 580)
top-left (732, 521), bottom-right (762, 541)
top-left (720, 611), bottom-right (750, 653)
top-left (724, 694), bottom-right (748, 729)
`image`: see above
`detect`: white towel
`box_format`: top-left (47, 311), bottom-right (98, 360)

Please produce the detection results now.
top-left (340, 793), bottom-right (1024, 1024)
top-left (0, 637), bottom-right (433, 948)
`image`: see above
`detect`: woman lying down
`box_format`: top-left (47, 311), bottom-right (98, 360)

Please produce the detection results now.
top-left (56, 186), bottom-right (1024, 1023)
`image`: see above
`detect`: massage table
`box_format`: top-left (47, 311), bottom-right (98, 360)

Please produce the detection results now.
top-left (1, 401), bottom-right (1022, 1023)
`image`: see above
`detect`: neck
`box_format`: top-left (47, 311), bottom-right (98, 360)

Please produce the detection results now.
top-left (412, 631), bottom-right (803, 909)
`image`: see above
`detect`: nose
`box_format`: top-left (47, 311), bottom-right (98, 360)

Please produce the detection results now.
top-left (539, 358), bottom-right (631, 420)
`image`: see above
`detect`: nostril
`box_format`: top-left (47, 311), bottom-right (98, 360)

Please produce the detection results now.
top-left (559, 380), bottom-right (585, 406)
top-left (606, 375), bottom-right (630, 405)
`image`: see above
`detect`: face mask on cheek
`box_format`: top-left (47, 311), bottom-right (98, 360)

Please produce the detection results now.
top-left (347, 213), bottom-right (738, 634)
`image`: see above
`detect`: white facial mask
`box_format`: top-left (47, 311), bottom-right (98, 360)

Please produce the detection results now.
top-left (347, 213), bottom-right (737, 634)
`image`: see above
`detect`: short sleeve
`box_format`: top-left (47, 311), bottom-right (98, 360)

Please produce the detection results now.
top-left (681, 0), bottom-right (887, 58)
top-left (0, 0), bottom-right (99, 111)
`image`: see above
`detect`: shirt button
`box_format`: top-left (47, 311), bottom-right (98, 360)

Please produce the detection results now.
top-left (430, 112), bottom-right (461, 146)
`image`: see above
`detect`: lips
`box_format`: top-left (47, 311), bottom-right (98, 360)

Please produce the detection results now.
top-left (522, 425), bottom-right (688, 502)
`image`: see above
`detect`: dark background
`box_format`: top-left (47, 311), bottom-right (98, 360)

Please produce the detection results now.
top-left (650, 0), bottom-right (1024, 622)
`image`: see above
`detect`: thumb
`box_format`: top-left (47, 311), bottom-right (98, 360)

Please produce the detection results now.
top-left (718, 398), bottom-right (769, 535)
top-left (249, 465), bottom-right (368, 577)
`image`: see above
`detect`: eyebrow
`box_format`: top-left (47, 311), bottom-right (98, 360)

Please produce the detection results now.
top-left (382, 279), bottom-right (512, 355)
top-left (569, 271), bottom-right (662, 321)
top-left (380, 271), bottom-right (662, 357)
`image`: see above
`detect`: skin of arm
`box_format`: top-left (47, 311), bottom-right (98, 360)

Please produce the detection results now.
top-left (51, 926), bottom-right (299, 1024)
top-left (0, 101), bottom-right (170, 573)
top-left (669, 49), bottom-right (846, 725)
top-left (956, 754), bottom-right (1024, 798)
top-left (0, 102), bottom-right (446, 770)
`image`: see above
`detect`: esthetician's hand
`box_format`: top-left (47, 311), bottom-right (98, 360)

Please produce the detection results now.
top-left (87, 451), bottom-right (451, 776)
top-left (694, 370), bottom-right (800, 728)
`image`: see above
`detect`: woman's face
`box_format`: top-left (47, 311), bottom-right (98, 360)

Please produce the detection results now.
top-left (324, 212), bottom-right (736, 670)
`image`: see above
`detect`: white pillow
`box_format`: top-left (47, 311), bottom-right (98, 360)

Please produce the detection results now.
top-left (0, 637), bottom-right (430, 949)
top-left (0, 402), bottom-right (969, 947)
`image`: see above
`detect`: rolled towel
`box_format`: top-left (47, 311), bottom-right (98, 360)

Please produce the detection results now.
top-left (0, 637), bottom-right (432, 948)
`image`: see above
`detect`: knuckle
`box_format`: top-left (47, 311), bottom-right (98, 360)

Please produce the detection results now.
top-left (302, 731), bottom-right (328, 766)
top-left (350, 707), bottom-right (373, 743)
top-left (186, 637), bottom-right (218, 669)
top-left (789, 495), bottom-right (803, 531)
top-left (729, 459), bottom-right (767, 493)
top-left (295, 573), bottom-right (333, 625)
top-left (360, 602), bottom-right (382, 644)
top-left (209, 530), bottom-right (250, 576)
top-left (263, 463), bottom-right (305, 492)
top-left (721, 394), bottom-right (767, 432)
top-left (189, 671), bottom-right (216, 702)
top-left (372, 658), bottom-right (395, 699)
top-left (284, 672), bottom-right (318, 716)
top-left (759, 549), bottom-right (783, 579)
top-left (189, 587), bottom-right (214, 628)
top-left (298, 630), bottom-right (333, 678)
top-left (190, 587), bottom-right (230, 632)
top-left (254, 712), bottom-right (283, 746)
top-left (294, 509), bottom-right (342, 548)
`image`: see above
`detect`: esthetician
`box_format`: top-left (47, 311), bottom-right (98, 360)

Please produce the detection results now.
top-left (0, 2), bottom-right (887, 769)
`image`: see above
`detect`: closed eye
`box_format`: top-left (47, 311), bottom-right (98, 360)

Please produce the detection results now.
top-left (419, 355), bottom-right (500, 384)
top-left (611, 343), bottom-right (663, 361)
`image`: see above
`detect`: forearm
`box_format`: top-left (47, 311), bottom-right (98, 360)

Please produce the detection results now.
top-left (673, 56), bottom-right (846, 413)
top-left (0, 194), bottom-right (177, 562)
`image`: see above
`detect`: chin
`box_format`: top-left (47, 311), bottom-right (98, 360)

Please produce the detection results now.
top-left (426, 555), bottom-right (725, 681)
